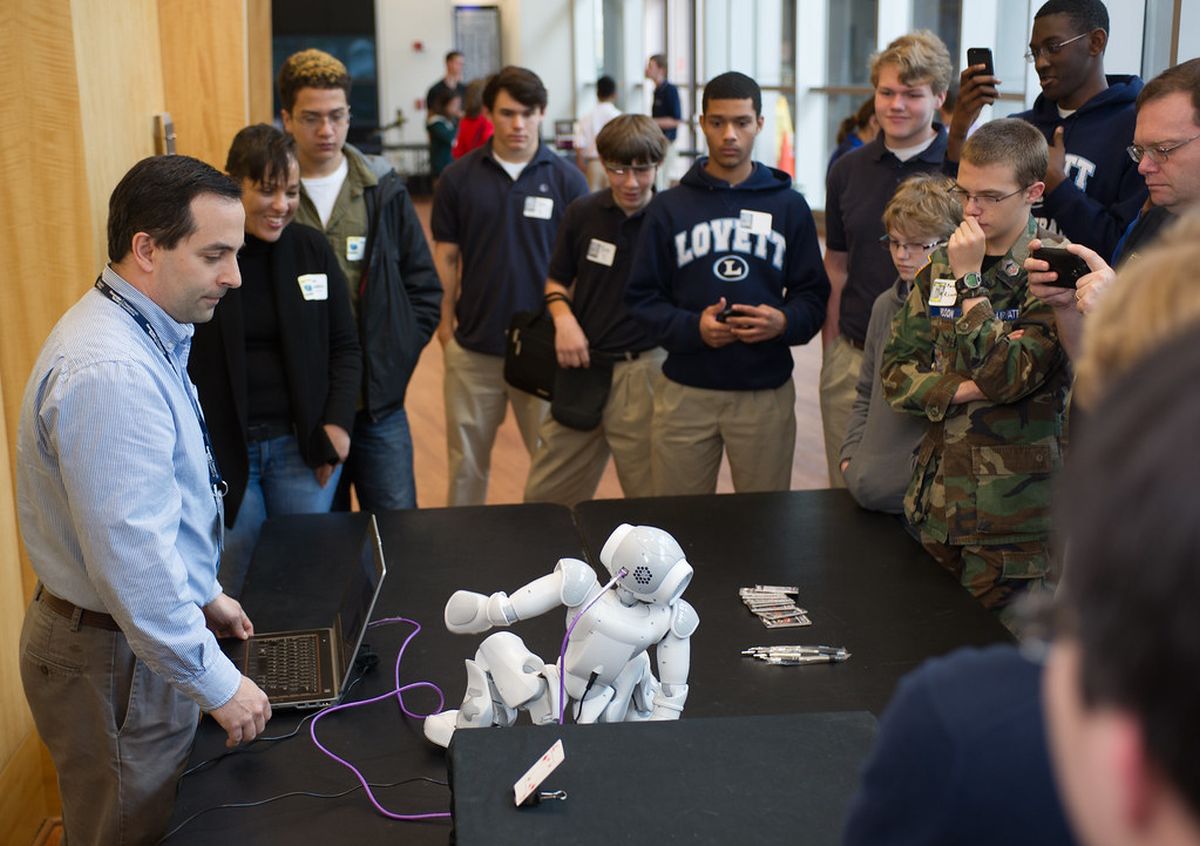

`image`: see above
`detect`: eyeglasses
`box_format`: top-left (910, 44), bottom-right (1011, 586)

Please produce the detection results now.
top-left (1127, 133), bottom-right (1200, 164)
top-left (603, 163), bottom-right (657, 177)
top-left (1024, 32), bottom-right (1089, 63)
top-left (295, 109), bottom-right (350, 129)
top-left (949, 184), bottom-right (1029, 208)
top-left (878, 235), bottom-right (944, 254)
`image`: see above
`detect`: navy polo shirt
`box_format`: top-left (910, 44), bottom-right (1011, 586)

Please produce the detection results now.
top-left (547, 189), bottom-right (655, 354)
top-left (825, 128), bottom-right (948, 345)
top-left (432, 140), bottom-right (589, 355)
top-left (652, 81), bottom-right (681, 142)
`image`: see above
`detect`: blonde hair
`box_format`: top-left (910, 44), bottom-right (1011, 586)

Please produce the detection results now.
top-left (883, 173), bottom-right (962, 240)
top-left (1074, 212), bottom-right (1200, 408)
top-left (278, 49), bottom-right (351, 112)
top-left (870, 30), bottom-right (953, 95)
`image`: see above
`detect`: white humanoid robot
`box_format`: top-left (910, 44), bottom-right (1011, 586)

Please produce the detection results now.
top-left (423, 524), bottom-right (699, 747)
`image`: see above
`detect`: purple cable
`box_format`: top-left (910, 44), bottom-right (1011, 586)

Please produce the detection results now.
top-left (557, 568), bottom-right (627, 724)
top-left (308, 616), bottom-right (451, 821)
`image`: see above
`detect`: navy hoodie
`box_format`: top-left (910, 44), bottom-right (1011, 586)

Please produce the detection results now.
top-left (1014, 74), bottom-right (1146, 258)
top-left (625, 159), bottom-right (829, 391)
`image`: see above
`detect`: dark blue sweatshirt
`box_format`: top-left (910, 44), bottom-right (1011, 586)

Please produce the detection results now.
top-left (1014, 74), bottom-right (1146, 258)
top-left (625, 159), bottom-right (829, 391)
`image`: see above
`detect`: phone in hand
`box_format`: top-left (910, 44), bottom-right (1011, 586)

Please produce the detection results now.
top-left (1031, 246), bottom-right (1091, 288)
top-left (966, 47), bottom-right (994, 77)
top-left (716, 305), bottom-right (744, 323)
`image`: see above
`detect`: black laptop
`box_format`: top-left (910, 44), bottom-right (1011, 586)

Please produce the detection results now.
top-left (221, 514), bottom-right (387, 709)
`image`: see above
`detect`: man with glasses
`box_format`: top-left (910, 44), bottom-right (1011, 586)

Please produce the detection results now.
top-left (881, 119), bottom-right (1070, 632)
top-left (524, 115), bottom-right (668, 506)
top-left (278, 49), bottom-right (442, 512)
top-left (950, 0), bottom-right (1145, 259)
top-left (1026, 58), bottom-right (1200, 360)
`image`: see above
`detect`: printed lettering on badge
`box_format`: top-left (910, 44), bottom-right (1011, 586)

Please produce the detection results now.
top-left (523, 196), bottom-right (554, 220)
top-left (929, 278), bottom-right (958, 308)
top-left (297, 273), bottom-right (329, 301)
top-left (586, 239), bottom-right (617, 266)
top-left (738, 209), bottom-right (772, 236)
top-left (346, 236), bottom-right (366, 262)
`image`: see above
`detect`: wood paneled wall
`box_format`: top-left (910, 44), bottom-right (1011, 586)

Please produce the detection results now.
top-left (0, 1), bottom-right (253, 841)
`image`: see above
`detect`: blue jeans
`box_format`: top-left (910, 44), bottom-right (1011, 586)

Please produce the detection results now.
top-left (219, 434), bottom-right (341, 595)
top-left (343, 406), bottom-right (417, 512)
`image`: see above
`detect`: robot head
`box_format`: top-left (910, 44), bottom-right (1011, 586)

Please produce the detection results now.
top-left (599, 524), bottom-right (693, 605)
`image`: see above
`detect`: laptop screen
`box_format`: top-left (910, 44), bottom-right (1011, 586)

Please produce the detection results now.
top-left (332, 514), bottom-right (387, 693)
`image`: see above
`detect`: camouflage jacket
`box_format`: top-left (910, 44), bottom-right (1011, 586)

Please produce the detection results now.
top-left (880, 218), bottom-right (1070, 545)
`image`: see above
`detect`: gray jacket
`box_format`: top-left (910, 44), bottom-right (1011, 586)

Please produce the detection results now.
top-left (839, 277), bottom-right (926, 513)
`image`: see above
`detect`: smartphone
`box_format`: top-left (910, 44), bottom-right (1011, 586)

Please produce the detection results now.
top-left (966, 47), bottom-right (994, 77)
top-left (1031, 246), bottom-right (1090, 288)
top-left (716, 306), bottom-right (744, 323)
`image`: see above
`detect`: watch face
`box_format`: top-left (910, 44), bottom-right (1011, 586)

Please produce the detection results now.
top-left (963, 272), bottom-right (981, 289)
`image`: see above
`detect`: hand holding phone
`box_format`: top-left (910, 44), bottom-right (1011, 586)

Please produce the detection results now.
top-left (716, 305), bottom-right (744, 323)
top-left (966, 48), bottom-right (994, 77)
top-left (1031, 247), bottom-right (1091, 288)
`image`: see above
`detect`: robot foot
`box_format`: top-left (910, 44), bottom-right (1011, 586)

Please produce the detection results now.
top-left (423, 709), bottom-right (460, 748)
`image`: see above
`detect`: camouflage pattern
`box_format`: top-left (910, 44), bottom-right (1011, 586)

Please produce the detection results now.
top-left (921, 537), bottom-right (1055, 634)
top-left (881, 217), bottom-right (1071, 549)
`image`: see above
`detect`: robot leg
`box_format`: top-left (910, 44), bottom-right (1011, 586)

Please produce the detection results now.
top-left (602, 651), bottom-right (659, 723)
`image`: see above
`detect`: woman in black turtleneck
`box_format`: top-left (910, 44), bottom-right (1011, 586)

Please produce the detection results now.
top-left (189, 124), bottom-right (361, 594)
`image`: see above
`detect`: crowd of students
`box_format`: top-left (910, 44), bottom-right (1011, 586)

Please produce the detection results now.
top-left (15, 0), bottom-right (1200, 842)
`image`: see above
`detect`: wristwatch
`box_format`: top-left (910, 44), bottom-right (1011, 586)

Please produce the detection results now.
top-left (955, 271), bottom-right (983, 296)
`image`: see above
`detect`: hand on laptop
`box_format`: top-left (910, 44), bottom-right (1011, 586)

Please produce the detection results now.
top-left (210, 676), bottom-right (272, 748)
top-left (204, 592), bottom-right (254, 640)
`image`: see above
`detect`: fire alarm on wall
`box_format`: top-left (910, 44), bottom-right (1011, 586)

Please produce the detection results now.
top-left (413, 40), bottom-right (425, 52)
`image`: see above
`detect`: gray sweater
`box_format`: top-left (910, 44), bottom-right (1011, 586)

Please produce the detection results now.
top-left (839, 277), bottom-right (927, 513)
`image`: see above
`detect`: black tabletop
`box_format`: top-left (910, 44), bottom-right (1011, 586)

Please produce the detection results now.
top-left (165, 492), bottom-right (1011, 844)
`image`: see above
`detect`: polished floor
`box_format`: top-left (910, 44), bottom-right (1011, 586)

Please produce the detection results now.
top-left (406, 196), bottom-right (831, 507)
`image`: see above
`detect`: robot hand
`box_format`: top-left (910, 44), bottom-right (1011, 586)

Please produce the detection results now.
top-left (444, 590), bottom-right (517, 634)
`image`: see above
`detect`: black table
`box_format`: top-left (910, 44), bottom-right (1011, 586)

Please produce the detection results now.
top-left (165, 492), bottom-right (1011, 844)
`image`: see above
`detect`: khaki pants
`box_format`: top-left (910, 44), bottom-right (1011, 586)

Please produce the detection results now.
top-left (444, 337), bottom-right (549, 506)
top-left (525, 349), bottom-right (665, 506)
top-left (819, 335), bottom-right (864, 489)
top-left (20, 594), bottom-right (200, 845)
top-left (652, 376), bottom-right (796, 495)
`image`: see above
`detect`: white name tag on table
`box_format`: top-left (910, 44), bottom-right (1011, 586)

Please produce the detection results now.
top-left (297, 273), bottom-right (328, 301)
top-left (586, 238), bottom-right (617, 266)
top-left (524, 196), bottom-right (555, 219)
top-left (739, 209), bottom-right (772, 235)
top-left (513, 738), bottom-right (565, 806)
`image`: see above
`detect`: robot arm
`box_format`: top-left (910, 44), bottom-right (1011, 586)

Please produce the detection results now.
top-left (652, 598), bottom-right (699, 719)
top-left (443, 558), bottom-right (599, 635)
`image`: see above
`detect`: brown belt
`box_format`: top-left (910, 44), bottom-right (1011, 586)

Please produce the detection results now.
top-left (36, 585), bottom-right (121, 631)
top-left (843, 334), bottom-right (866, 351)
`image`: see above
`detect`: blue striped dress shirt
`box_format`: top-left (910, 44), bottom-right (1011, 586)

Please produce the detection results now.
top-left (17, 265), bottom-right (242, 711)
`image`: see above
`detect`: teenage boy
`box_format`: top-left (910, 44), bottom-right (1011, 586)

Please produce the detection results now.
top-left (626, 71), bottom-right (829, 495)
top-left (840, 173), bottom-right (961, 514)
top-left (950, 0), bottom-right (1145, 258)
top-left (822, 31), bottom-right (953, 488)
top-left (881, 118), bottom-right (1070, 631)
top-left (279, 49), bottom-right (442, 511)
top-left (433, 66), bottom-right (589, 506)
top-left (524, 116), bottom-right (668, 506)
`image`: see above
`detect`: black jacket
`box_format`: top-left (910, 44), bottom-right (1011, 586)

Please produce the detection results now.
top-left (189, 223), bottom-right (362, 524)
top-left (359, 163), bottom-right (442, 417)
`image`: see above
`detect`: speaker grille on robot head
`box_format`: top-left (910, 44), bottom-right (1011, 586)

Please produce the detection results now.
top-left (634, 565), bottom-right (652, 585)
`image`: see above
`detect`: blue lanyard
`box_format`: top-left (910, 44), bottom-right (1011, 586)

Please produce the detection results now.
top-left (93, 277), bottom-right (228, 508)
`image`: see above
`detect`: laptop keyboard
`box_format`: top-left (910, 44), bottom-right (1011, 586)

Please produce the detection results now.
top-left (246, 633), bottom-right (321, 696)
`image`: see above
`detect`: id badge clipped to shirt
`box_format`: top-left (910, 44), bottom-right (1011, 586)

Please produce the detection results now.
top-left (523, 196), bottom-right (554, 220)
top-left (929, 278), bottom-right (958, 308)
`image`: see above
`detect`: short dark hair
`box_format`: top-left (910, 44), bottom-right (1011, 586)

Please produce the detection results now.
top-left (1057, 321), bottom-right (1200, 821)
top-left (597, 75), bottom-right (617, 100)
top-left (483, 66), bottom-right (547, 111)
top-left (1034, 0), bottom-right (1110, 33)
top-left (960, 118), bottom-right (1048, 189)
top-left (446, 50), bottom-right (463, 64)
top-left (277, 48), bottom-right (352, 112)
top-left (1137, 57), bottom-right (1200, 125)
top-left (107, 156), bottom-right (240, 263)
top-left (702, 71), bottom-right (761, 116)
top-left (648, 54), bottom-right (667, 71)
top-left (225, 124), bottom-right (296, 188)
top-left (596, 114), bottom-right (668, 165)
